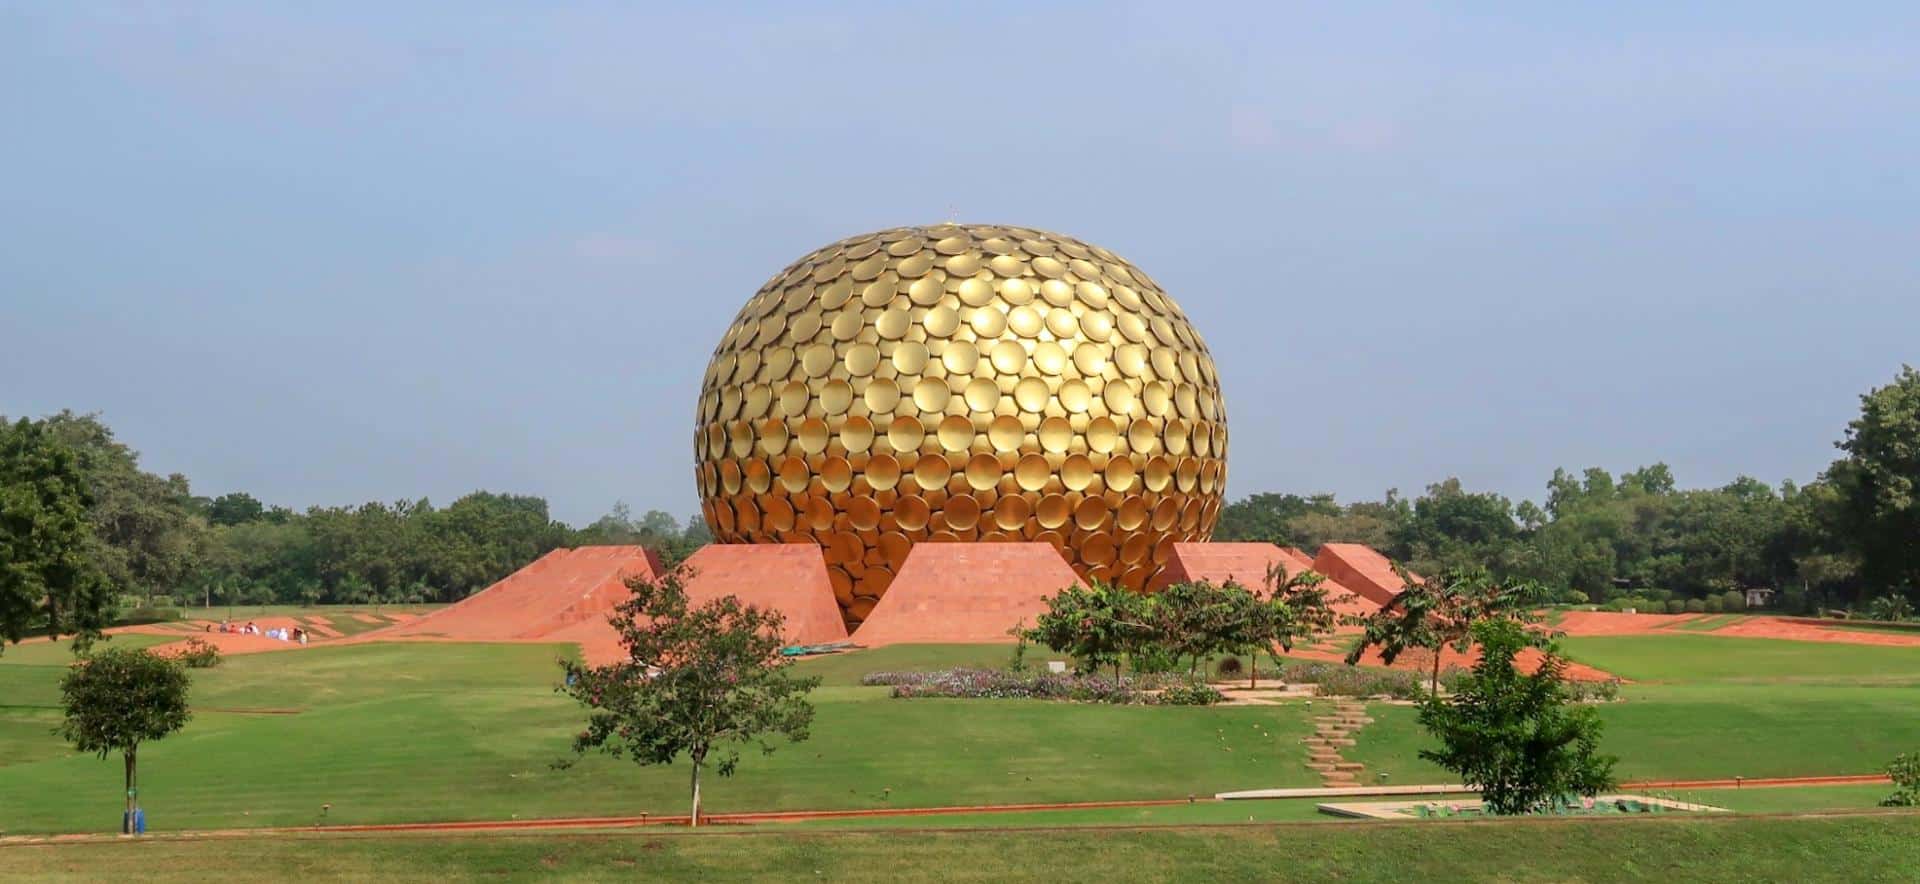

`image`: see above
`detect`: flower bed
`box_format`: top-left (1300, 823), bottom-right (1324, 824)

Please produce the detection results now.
top-left (862, 668), bottom-right (1223, 705)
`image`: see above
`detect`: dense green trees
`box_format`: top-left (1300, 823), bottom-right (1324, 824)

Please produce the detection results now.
top-left (1215, 366), bottom-right (1920, 612)
top-left (0, 418), bottom-right (113, 651)
top-left (0, 412), bottom-right (709, 618)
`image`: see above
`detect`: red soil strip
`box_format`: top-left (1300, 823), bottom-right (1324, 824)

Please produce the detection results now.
top-left (1708, 617), bottom-right (1920, 647)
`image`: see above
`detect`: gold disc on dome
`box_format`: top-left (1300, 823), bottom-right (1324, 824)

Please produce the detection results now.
top-left (839, 415), bottom-right (875, 453)
top-left (970, 305), bottom-right (1007, 337)
top-left (847, 496), bottom-right (881, 531)
top-left (987, 414), bottom-right (1025, 451)
top-left (1105, 456), bottom-right (1138, 492)
top-left (912, 454), bottom-right (951, 491)
top-left (941, 339), bottom-right (978, 373)
top-left (862, 278), bottom-right (896, 307)
top-left (993, 493), bottom-right (1032, 530)
top-left (1037, 417), bottom-right (1073, 453)
top-left (758, 419), bottom-right (789, 455)
top-left (798, 418), bottom-right (831, 454)
top-left (943, 494), bottom-right (981, 531)
top-left (990, 340), bottom-right (1027, 374)
top-left (910, 377), bottom-right (951, 413)
top-left (1061, 454), bottom-right (1095, 491)
top-left (1013, 377), bottom-right (1051, 413)
top-left (895, 494), bottom-right (931, 531)
top-left (1102, 381), bottom-right (1136, 416)
top-left (957, 276), bottom-right (995, 306)
top-left (964, 377), bottom-right (1002, 412)
top-left (1075, 495), bottom-right (1109, 530)
top-left (1015, 453), bottom-right (1051, 492)
top-left (864, 377), bottom-right (900, 413)
top-left (924, 305), bottom-right (960, 338)
top-left (864, 453), bottom-right (901, 491)
top-left (778, 456), bottom-right (810, 493)
top-left (875, 308), bottom-right (910, 340)
top-left (1035, 493), bottom-right (1072, 529)
top-left (965, 452), bottom-right (1002, 491)
top-left (820, 456), bottom-right (854, 493)
top-left (821, 379), bottom-right (854, 415)
top-left (892, 340), bottom-right (930, 374)
top-left (887, 415), bottom-right (926, 452)
top-left (1031, 341), bottom-right (1067, 375)
top-left (1085, 416), bottom-right (1119, 452)
top-left (945, 253), bottom-right (982, 276)
top-left (1007, 305), bottom-right (1043, 337)
top-left (936, 415), bottom-right (975, 452)
top-left (802, 345), bottom-right (836, 378)
top-left (1058, 379), bottom-right (1092, 414)
top-left (897, 252), bottom-right (934, 278)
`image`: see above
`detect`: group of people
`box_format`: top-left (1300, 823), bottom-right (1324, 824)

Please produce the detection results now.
top-left (207, 620), bottom-right (310, 646)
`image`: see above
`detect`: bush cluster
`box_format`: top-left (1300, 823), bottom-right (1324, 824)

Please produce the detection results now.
top-left (175, 637), bottom-right (222, 669)
top-left (1277, 661), bottom-right (1425, 699)
top-left (866, 668), bottom-right (1221, 705)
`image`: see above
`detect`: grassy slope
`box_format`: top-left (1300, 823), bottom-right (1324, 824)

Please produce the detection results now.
top-left (1346, 634), bottom-right (1920, 784)
top-left (8, 814), bottom-right (1920, 882)
top-left (0, 643), bottom-right (1316, 834)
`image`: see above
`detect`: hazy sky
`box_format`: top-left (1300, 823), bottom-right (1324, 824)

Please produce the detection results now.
top-left (4, 2), bottom-right (1916, 526)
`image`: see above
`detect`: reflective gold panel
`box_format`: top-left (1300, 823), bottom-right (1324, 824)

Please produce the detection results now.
top-left (695, 224), bottom-right (1228, 628)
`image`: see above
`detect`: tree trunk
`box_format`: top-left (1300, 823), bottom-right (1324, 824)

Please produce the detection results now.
top-left (689, 762), bottom-right (703, 828)
top-left (1249, 656), bottom-right (1258, 690)
top-left (124, 747), bottom-right (137, 832)
top-left (1431, 651), bottom-right (1442, 697)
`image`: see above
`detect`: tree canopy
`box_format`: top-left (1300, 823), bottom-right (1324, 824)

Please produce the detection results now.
top-left (0, 418), bottom-right (111, 651)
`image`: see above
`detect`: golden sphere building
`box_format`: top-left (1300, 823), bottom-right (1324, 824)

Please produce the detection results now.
top-left (695, 224), bottom-right (1227, 628)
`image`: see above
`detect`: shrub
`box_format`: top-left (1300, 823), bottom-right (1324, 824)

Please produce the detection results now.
top-left (1151, 683), bottom-right (1225, 706)
top-left (1559, 588), bottom-right (1591, 605)
top-left (1309, 666), bottom-right (1424, 700)
top-left (1684, 598), bottom-right (1706, 614)
top-left (1721, 590), bottom-right (1746, 612)
top-left (1566, 678), bottom-right (1622, 703)
top-left (176, 637), bottom-right (222, 669)
top-left (1214, 657), bottom-right (1244, 680)
top-left (1883, 753), bottom-right (1920, 807)
top-left (122, 606), bottom-right (183, 624)
top-left (1665, 599), bottom-right (1687, 615)
top-left (1704, 595), bottom-right (1725, 614)
top-left (871, 668), bottom-right (1209, 705)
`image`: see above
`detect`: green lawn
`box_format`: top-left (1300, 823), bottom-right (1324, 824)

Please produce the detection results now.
top-left (0, 642), bottom-right (1318, 835)
top-left (3, 632), bottom-right (1915, 837)
top-left (1346, 634), bottom-right (1920, 784)
top-left (7, 814), bottom-right (1919, 882)
top-left (1558, 634), bottom-right (1920, 684)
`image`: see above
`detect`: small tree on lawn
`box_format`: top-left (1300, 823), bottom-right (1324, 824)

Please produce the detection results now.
top-left (1150, 580), bottom-right (1239, 675)
top-left (557, 570), bottom-right (818, 827)
top-left (58, 646), bottom-right (193, 832)
top-left (1025, 581), bottom-right (1154, 680)
top-left (1347, 564), bottom-right (1545, 696)
top-left (1228, 564), bottom-right (1336, 691)
top-left (1417, 619), bottom-right (1616, 815)
top-left (1882, 753), bottom-right (1920, 807)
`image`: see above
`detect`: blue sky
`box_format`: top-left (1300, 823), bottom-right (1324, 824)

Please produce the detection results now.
top-left (3, 2), bottom-right (1916, 525)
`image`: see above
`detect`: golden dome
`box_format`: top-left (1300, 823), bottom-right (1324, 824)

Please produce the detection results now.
top-left (694, 224), bottom-right (1227, 628)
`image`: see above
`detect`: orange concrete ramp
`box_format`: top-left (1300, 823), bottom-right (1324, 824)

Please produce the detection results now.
top-left (378, 545), bottom-right (664, 642)
top-left (1151, 542), bottom-right (1381, 618)
top-left (852, 543), bottom-right (1082, 645)
top-left (1311, 543), bottom-right (1411, 607)
top-left (675, 544), bottom-right (849, 647)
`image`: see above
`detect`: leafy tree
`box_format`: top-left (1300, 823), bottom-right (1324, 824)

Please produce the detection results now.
top-left (1148, 581), bottom-right (1242, 674)
top-left (1346, 564), bottom-right (1543, 695)
top-left (1882, 753), bottom-right (1920, 807)
top-left (207, 492), bottom-right (266, 526)
top-left (58, 646), bottom-right (193, 830)
top-left (1416, 619), bottom-right (1616, 815)
top-left (1025, 582), bottom-right (1154, 680)
top-left (1243, 565), bottom-right (1337, 688)
top-left (557, 570), bottom-right (817, 827)
top-left (38, 411), bottom-right (207, 604)
top-left (0, 418), bottom-right (111, 653)
top-left (1828, 366), bottom-right (1920, 592)
top-left (1867, 594), bottom-right (1915, 622)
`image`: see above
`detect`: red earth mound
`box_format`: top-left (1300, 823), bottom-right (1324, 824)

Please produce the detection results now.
top-left (1151, 542), bottom-right (1381, 619)
top-left (377, 546), bottom-right (664, 643)
top-left (852, 543), bottom-right (1080, 645)
top-left (1311, 543), bottom-right (1412, 607)
top-left (1282, 629), bottom-right (1618, 682)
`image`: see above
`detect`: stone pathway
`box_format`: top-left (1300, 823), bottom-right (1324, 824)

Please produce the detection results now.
top-left (1302, 699), bottom-right (1371, 787)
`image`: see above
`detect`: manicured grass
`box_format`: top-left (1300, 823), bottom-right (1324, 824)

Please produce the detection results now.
top-left (1671, 614), bottom-right (1740, 632)
top-left (0, 634), bottom-right (173, 667)
top-left (0, 642), bottom-right (1318, 835)
top-left (1348, 681), bottom-right (1920, 785)
top-left (1558, 634), bottom-right (1920, 684)
top-left (8, 814), bottom-right (1920, 882)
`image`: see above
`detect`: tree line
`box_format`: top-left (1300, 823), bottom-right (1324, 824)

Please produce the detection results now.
top-left (0, 411), bottom-right (709, 615)
top-left (1215, 366), bottom-right (1920, 615)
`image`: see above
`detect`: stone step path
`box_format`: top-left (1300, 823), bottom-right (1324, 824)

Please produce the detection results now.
top-left (1301, 699), bottom-right (1372, 786)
